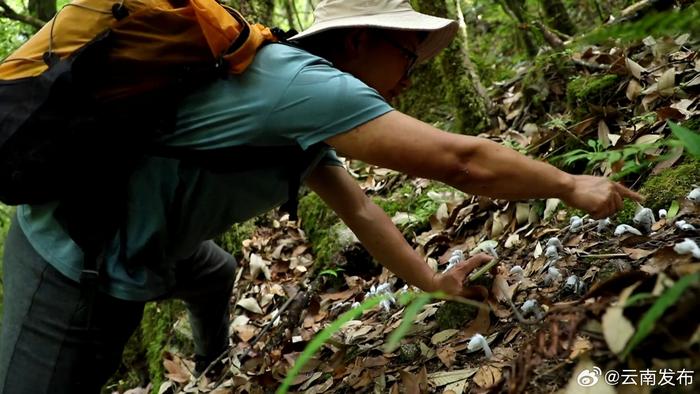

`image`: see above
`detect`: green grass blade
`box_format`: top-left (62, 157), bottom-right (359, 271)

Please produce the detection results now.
top-left (276, 295), bottom-right (385, 394)
top-left (383, 292), bottom-right (433, 353)
top-left (621, 273), bottom-right (700, 359)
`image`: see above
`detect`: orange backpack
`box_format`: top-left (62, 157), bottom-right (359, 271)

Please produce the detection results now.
top-left (0, 0), bottom-right (281, 206)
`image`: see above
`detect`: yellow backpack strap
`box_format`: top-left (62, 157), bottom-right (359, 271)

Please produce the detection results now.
top-left (190, 0), bottom-right (276, 74)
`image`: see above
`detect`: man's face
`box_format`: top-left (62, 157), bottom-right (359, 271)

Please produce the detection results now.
top-left (350, 30), bottom-right (422, 100)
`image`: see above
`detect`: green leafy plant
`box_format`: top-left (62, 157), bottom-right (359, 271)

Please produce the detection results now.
top-left (317, 267), bottom-right (345, 278)
top-left (621, 272), bottom-right (700, 359)
top-left (669, 121), bottom-right (700, 158)
top-left (552, 138), bottom-right (669, 179)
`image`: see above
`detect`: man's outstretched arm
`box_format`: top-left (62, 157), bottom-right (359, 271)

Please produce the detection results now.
top-left (305, 164), bottom-right (489, 297)
top-left (326, 110), bottom-right (643, 219)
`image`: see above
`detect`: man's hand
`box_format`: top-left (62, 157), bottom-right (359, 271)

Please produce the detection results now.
top-left (561, 175), bottom-right (644, 219)
top-left (432, 253), bottom-right (493, 298)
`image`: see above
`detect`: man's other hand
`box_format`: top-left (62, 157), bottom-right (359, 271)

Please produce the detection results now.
top-left (431, 253), bottom-right (493, 298)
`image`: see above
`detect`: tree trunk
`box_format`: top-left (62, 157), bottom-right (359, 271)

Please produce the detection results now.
top-left (498, 0), bottom-right (537, 56)
top-left (541, 0), bottom-right (576, 35)
top-left (28, 0), bottom-right (55, 23)
top-left (404, 0), bottom-right (490, 134)
top-left (227, 0), bottom-right (274, 26)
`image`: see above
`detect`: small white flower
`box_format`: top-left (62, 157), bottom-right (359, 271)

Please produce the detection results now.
top-left (614, 224), bottom-right (642, 236)
top-left (510, 265), bottom-right (524, 281)
top-left (597, 218), bottom-right (611, 232)
top-left (633, 207), bottom-right (655, 234)
top-left (521, 299), bottom-right (538, 315)
top-left (444, 249), bottom-right (464, 272)
top-left (675, 220), bottom-right (697, 231)
top-left (658, 209), bottom-right (667, 219)
top-left (467, 333), bottom-right (493, 359)
top-left (569, 216), bottom-right (584, 233)
top-left (673, 238), bottom-right (700, 259)
top-left (687, 187), bottom-right (700, 202)
top-left (545, 245), bottom-right (559, 261)
top-left (544, 266), bottom-right (562, 285)
top-left (546, 237), bottom-right (563, 251)
top-left (367, 283), bottom-right (396, 312)
top-left (564, 275), bottom-right (585, 295)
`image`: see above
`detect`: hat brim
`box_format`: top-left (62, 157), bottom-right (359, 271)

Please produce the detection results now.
top-left (289, 10), bottom-right (458, 64)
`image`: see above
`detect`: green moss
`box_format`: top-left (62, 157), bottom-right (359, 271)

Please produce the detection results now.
top-left (141, 301), bottom-right (191, 393)
top-left (616, 159), bottom-right (700, 223)
top-left (639, 159), bottom-right (700, 211)
top-left (394, 60), bottom-right (455, 131)
top-left (298, 192), bottom-right (339, 247)
top-left (438, 43), bottom-right (490, 134)
top-left (373, 183), bottom-right (456, 235)
top-left (215, 220), bottom-right (256, 259)
top-left (435, 301), bottom-right (478, 330)
top-left (566, 74), bottom-right (620, 107)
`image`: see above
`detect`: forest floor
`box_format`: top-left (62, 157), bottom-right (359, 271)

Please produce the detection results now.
top-left (146, 27), bottom-right (700, 394)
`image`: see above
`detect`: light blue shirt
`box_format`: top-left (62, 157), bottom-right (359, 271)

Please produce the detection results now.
top-left (18, 43), bottom-right (392, 301)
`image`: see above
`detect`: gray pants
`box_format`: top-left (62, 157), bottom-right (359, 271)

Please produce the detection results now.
top-left (0, 217), bottom-right (237, 394)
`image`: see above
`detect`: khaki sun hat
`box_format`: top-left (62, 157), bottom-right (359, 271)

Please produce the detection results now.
top-left (290, 0), bottom-right (459, 64)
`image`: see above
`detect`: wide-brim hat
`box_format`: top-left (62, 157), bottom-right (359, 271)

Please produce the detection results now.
top-left (289, 0), bottom-right (459, 64)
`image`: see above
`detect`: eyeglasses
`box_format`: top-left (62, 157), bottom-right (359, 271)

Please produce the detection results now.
top-left (379, 34), bottom-right (418, 78)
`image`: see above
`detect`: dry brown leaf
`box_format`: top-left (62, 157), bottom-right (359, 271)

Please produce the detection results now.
top-left (625, 57), bottom-right (646, 79)
top-left (463, 304), bottom-right (492, 338)
top-left (642, 246), bottom-right (695, 274)
top-left (432, 329), bottom-right (460, 345)
top-left (657, 68), bottom-right (676, 97)
top-left (602, 283), bottom-right (639, 354)
top-left (320, 289), bottom-right (356, 303)
top-left (626, 79), bottom-right (642, 102)
top-left (437, 346), bottom-right (457, 368)
top-left (306, 378), bottom-right (334, 394)
top-left (568, 336), bottom-right (593, 360)
top-left (237, 298), bottom-right (263, 314)
top-left (473, 365), bottom-right (502, 388)
top-left (428, 369), bottom-right (478, 387)
top-left (442, 379), bottom-right (468, 394)
top-left (622, 247), bottom-right (655, 260)
top-left (163, 357), bottom-right (190, 384)
top-left (363, 356), bottom-right (389, 368)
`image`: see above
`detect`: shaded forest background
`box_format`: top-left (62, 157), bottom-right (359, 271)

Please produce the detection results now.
top-left (1, 0), bottom-right (699, 393)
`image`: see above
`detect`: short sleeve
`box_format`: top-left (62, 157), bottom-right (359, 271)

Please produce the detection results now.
top-left (265, 62), bottom-right (393, 150)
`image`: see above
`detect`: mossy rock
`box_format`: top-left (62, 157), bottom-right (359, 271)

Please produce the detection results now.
top-left (435, 301), bottom-right (478, 330)
top-left (566, 74), bottom-right (620, 107)
top-left (616, 159), bottom-right (700, 223)
top-left (106, 300), bottom-right (191, 394)
top-left (398, 343), bottom-right (421, 363)
top-left (373, 183), bottom-right (458, 236)
top-left (214, 219), bottom-right (256, 260)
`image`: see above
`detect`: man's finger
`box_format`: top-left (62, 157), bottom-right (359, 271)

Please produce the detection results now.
top-left (457, 253), bottom-right (492, 275)
top-left (615, 182), bottom-right (644, 202)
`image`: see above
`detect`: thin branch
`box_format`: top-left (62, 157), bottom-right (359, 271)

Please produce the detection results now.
top-left (0, 0), bottom-right (45, 29)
